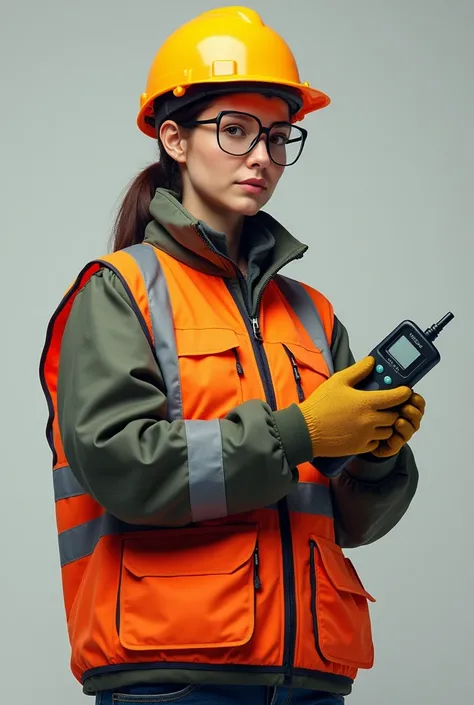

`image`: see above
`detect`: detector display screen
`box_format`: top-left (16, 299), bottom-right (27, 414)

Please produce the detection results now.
top-left (387, 335), bottom-right (422, 369)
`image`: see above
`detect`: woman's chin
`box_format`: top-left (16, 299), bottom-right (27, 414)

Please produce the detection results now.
top-left (229, 192), bottom-right (269, 216)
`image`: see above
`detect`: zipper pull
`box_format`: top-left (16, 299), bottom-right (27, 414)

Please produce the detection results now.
top-left (283, 345), bottom-right (305, 402)
top-left (254, 545), bottom-right (261, 590)
top-left (233, 348), bottom-right (244, 376)
top-left (290, 354), bottom-right (301, 382)
top-left (251, 317), bottom-right (263, 342)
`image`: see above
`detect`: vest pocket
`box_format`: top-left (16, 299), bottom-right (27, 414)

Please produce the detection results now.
top-left (309, 536), bottom-right (376, 669)
top-left (117, 524), bottom-right (259, 651)
top-left (281, 341), bottom-right (330, 403)
top-left (176, 328), bottom-right (244, 417)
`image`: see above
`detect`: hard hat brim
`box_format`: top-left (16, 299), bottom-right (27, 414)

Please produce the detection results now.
top-left (137, 78), bottom-right (330, 138)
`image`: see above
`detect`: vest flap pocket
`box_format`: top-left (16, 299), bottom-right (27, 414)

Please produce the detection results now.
top-left (174, 328), bottom-right (244, 418)
top-left (176, 328), bottom-right (240, 356)
top-left (284, 342), bottom-right (330, 379)
top-left (118, 525), bottom-right (258, 651)
top-left (315, 536), bottom-right (375, 601)
top-left (309, 535), bottom-right (375, 669)
top-left (122, 525), bottom-right (257, 578)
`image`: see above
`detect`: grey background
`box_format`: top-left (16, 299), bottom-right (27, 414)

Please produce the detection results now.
top-left (1, 1), bottom-right (472, 703)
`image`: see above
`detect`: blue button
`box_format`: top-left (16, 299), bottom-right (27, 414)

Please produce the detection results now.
top-left (376, 364), bottom-right (384, 374)
top-left (384, 375), bottom-right (392, 385)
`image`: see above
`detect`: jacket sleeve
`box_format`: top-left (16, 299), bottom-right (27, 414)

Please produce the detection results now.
top-left (329, 316), bottom-right (419, 548)
top-left (57, 268), bottom-right (313, 527)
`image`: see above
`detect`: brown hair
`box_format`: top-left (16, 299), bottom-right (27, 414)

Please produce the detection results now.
top-left (111, 99), bottom-right (211, 252)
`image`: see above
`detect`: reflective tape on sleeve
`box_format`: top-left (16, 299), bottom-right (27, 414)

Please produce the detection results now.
top-left (185, 419), bottom-right (228, 523)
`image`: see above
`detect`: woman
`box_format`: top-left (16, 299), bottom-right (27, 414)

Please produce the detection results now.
top-left (40, 7), bottom-right (425, 705)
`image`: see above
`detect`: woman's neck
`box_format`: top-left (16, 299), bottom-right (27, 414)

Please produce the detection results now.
top-left (182, 191), bottom-right (246, 271)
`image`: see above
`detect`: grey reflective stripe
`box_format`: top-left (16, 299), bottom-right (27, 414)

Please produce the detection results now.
top-left (276, 274), bottom-right (334, 375)
top-left (287, 482), bottom-right (333, 517)
top-left (125, 244), bottom-right (183, 421)
top-left (185, 419), bottom-right (227, 522)
top-left (53, 465), bottom-right (86, 501)
top-left (58, 513), bottom-right (121, 567)
top-left (267, 482), bottom-right (333, 518)
top-left (58, 481), bottom-right (328, 566)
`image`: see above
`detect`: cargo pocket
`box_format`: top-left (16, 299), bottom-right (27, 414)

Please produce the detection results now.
top-left (309, 536), bottom-right (376, 669)
top-left (118, 524), bottom-right (259, 651)
top-left (176, 328), bottom-right (244, 418)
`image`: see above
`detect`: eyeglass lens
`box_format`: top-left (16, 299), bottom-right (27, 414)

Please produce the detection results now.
top-left (217, 112), bottom-right (304, 166)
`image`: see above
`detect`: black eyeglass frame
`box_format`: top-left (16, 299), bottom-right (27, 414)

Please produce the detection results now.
top-left (179, 110), bottom-right (308, 166)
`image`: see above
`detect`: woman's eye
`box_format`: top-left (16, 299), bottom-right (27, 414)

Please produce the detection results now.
top-left (270, 133), bottom-right (287, 146)
top-left (224, 125), bottom-right (246, 137)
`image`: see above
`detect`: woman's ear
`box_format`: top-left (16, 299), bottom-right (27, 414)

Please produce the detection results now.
top-left (159, 121), bottom-right (188, 163)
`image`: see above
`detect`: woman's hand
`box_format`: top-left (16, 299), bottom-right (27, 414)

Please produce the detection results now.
top-left (370, 392), bottom-right (426, 458)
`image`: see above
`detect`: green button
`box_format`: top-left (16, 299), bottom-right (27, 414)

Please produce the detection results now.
top-left (376, 364), bottom-right (384, 374)
top-left (384, 375), bottom-right (392, 385)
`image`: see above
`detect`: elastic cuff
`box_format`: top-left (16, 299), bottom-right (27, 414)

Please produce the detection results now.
top-left (273, 404), bottom-right (313, 468)
top-left (345, 452), bottom-right (399, 482)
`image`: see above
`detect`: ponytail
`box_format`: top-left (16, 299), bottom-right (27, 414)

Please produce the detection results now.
top-left (111, 149), bottom-right (181, 251)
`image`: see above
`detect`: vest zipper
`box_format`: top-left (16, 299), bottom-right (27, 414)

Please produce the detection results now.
top-left (244, 257), bottom-right (306, 683)
top-left (227, 281), bottom-right (277, 426)
top-left (225, 279), bottom-right (295, 682)
top-left (283, 344), bottom-right (305, 402)
top-left (195, 224), bottom-right (301, 681)
top-left (251, 317), bottom-right (262, 341)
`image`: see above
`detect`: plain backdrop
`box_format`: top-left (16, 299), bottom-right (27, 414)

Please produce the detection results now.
top-left (1, 1), bottom-right (473, 703)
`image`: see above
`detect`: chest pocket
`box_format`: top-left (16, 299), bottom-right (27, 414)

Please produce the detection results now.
top-left (176, 328), bottom-right (244, 419)
top-left (282, 341), bottom-right (330, 403)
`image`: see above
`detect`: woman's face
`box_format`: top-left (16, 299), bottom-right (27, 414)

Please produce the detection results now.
top-left (162, 93), bottom-right (292, 221)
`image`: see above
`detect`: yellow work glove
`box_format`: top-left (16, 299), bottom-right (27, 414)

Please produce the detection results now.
top-left (299, 356), bottom-right (412, 458)
top-left (370, 391), bottom-right (426, 458)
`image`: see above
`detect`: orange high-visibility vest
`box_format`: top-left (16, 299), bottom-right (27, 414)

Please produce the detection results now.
top-left (40, 243), bottom-right (375, 689)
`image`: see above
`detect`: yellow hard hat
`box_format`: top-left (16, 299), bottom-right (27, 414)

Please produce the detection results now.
top-left (137, 6), bottom-right (330, 138)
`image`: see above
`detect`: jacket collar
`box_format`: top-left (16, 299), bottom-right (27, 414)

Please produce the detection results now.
top-left (144, 188), bottom-right (308, 279)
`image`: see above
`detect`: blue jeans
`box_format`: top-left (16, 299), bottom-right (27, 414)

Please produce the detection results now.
top-left (96, 683), bottom-right (345, 704)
